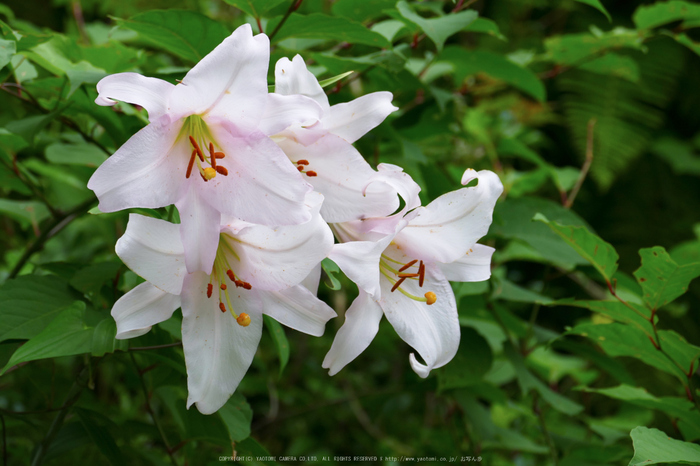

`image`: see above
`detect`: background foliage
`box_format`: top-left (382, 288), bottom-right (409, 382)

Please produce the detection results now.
top-left (1, 0), bottom-right (700, 464)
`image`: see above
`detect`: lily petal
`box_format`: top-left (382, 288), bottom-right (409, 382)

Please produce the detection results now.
top-left (112, 282), bottom-right (181, 339)
top-left (221, 192), bottom-right (332, 291)
top-left (379, 246), bottom-right (459, 378)
top-left (115, 214), bottom-right (187, 295)
top-left (324, 92), bottom-right (397, 143)
top-left (175, 184), bottom-right (222, 274)
top-left (259, 93), bottom-right (323, 136)
top-left (327, 234), bottom-right (393, 299)
top-left (438, 244), bottom-right (494, 282)
top-left (274, 55), bottom-right (330, 112)
top-left (95, 72), bottom-right (174, 121)
top-left (205, 122), bottom-right (312, 226)
top-left (87, 119), bottom-right (185, 212)
top-left (169, 24), bottom-right (269, 129)
top-left (301, 263), bottom-right (322, 295)
top-left (260, 285), bottom-right (336, 337)
top-left (393, 170), bottom-right (503, 264)
top-left (322, 290), bottom-right (383, 376)
top-left (275, 135), bottom-right (399, 223)
top-left (181, 271), bottom-right (263, 414)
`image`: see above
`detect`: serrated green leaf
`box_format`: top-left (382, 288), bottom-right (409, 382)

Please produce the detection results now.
top-left (396, 1), bottom-right (477, 51)
top-left (550, 299), bottom-right (653, 337)
top-left (634, 246), bottom-right (700, 310)
top-left (218, 392), bottom-right (253, 442)
top-left (221, 0), bottom-right (285, 18)
top-left (115, 10), bottom-right (230, 63)
top-left (264, 315), bottom-right (289, 376)
top-left (629, 426), bottom-right (700, 465)
top-left (633, 1), bottom-right (700, 30)
top-left (75, 408), bottom-right (126, 466)
top-left (439, 47), bottom-right (545, 101)
top-left (0, 275), bottom-right (78, 342)
top-left (438, 327), bottom-right (492, 391)
top-left (575, 0), bottom-right (611, 22)
top-left (2, 301), bottom-right (93, 374)
top-left (45, 141), bottom-right (108, 167)
top-left (534, 213), bottom-right (619, 283)
top-left (568, 322), bottom-right (686, 381)
top-left (268, 13), bottom-right (391, 48)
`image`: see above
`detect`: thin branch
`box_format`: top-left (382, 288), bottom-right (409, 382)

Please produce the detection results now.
top-left (565, 118), bottom-right (596, 208)
top-left (534, 394), bottom-right (558, 466)
top-left (129, 342), bottom-right (182, 352)
top-left (268, 0), bottom-right (303, 41)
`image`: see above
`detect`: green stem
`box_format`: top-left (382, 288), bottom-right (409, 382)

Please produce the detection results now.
top-left (534, 394), bottom-right (558, 466)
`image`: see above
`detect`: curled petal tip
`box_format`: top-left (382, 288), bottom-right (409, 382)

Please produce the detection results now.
top-left (461, 168), bottom-right (478, 186)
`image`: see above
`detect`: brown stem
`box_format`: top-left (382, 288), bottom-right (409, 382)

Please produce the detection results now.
top-left (565, 118), bottom-right (596, 208)
top-left (129, 342), bottom-right (182, 352)
top-left (268, 0), bottom-right (304, 41)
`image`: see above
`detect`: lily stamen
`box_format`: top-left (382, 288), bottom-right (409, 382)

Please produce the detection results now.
top-left (399, 259), bottom-right (418, 272)
top-left (418, 261), bottom-right (425, 287)
top-left (397, 272), bottom-right (420, 278)
top-left (391, 277), bottom-right (407, 292)
top-left (186, 150), bottom-right (197, 178)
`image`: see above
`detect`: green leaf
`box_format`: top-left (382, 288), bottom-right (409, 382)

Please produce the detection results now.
top-left (463, 17), bottom-right (506, 40)
top-left (579, 53), bottom-right (640, 82)
top-left (633, 246), bottom-right (700, 310)
top-left (0, 275), bottom-right (78, 342)
top-left (568, 322), bottom-right (686, 381)
top-left (69, 262), bottom-right (122, 296)
top-left (91, 319), bottom-right (129, 357)
top-left (504, 342), bottom-right (584, 415)
top-left (321, 258), bottom-right (342, 290)
top-left (438, 327), bottom-right (493, 391)
top-left (332, 0), bottom-right (398, 23)
top-left (45, 141), bottom-right (108, 167)
top-left (2, 301), bottom-right (93, 374)
top-left (221, 0), bottom-right (285, 18)
top-left (267, 13), bottom-right (391, 48)
top-left (672, 32), bottom-right (700, 57)
top-left (658, 329), bottom-right (700, 376)
top-left (0, 198), bottom-right (50, 227)
top-left (115, 10), bottom-right (230, 63)
top-left (439, 47), bottom-right (545, 101)
top-left (317, 70), bottom-right (354, 88)
top-left (218, 392), bottom-right (253, 442)
top-left (575, 0), bottom-right (611, 22)
top-left (534, 213), bottom-right (619, 283)
top-left (264, 315), bottom-right (289, 376)
top-left (545, 30), bottom-right (645, 65)
top-left (5, 112), bottom-right (59, 143)
top-left (0, 37), bottom-right (15, 70)
top-left (75, 408), bottom-right (126, 466)
top-left (396, 1), bottom-right (478, 51)
top-left (629, 426), bottom-right (700, 465)
top-left (633, 1), bottom-right (700, 30)
top-left (549, 299), bottom-right (653, 337)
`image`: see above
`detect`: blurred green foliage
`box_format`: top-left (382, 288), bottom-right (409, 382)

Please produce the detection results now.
top-left (1, 0), bottom-right (700, 465)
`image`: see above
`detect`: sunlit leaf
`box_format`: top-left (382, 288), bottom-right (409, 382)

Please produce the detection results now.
top-left (396, 1), bottom-right (477, 51)
top-left (629, 426), bottom-right (700, 465)
top-left (267, 13), bottom-right (391, 47)
top-left (633, 246), bottom-right (700, 311)
top-left (633, 1), bottom-right (700, 30)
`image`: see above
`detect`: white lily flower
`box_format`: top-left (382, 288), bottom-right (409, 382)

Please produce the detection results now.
top-left (323, 166), bottom-right (503, 378)
top-left (88, 24), bottom-right (324, 273)
top-left (111, 193), bottom-right (336, 414)
top-left (268, 55), bottom-right (400, 223)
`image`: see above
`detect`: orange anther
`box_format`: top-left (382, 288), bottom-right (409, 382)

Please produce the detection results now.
top-left (297, 165), bottom-right (304, 172)
top-left (220, 283), bottom-right (227, 290)
top-left (214, 152), bottom-right (225, 159)
top-left (219, 302), bottom-right (227, 313)
top-left (207, 283), bottom-right (213, 298)
top-left (306, 171), bottom-right (318, 177)
top-left (399, 259), bottom-right (418, 272)
top-left (242, 282), bottom-right (252, 290)
top-left (189, 136), bottom-right (204, 161)
top-left (234, 279), bottom-right (244, 288)
top-left (226, 270), bottom-right (235, 281)
top-left (397, 273), bottom-right (420, 278)
top-left (186, 150), bottom-right (196, 179)
top-left (237, 313), bottom-right (251, 327)
top-left (215, 166), bottom-right (228, 176)
top-left (391, 277), bottom-right (406, 293)
top-left (297, 159), bottom-right (309, 165)
top-left (425, 291), bottom-right (437, 305)
top-left (210, 142), bottom-right (217, 169)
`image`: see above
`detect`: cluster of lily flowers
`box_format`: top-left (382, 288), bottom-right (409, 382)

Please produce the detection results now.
top-left (88, 24), bottom-right (503, 414)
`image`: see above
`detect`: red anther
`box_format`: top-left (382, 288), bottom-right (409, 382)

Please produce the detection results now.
top-left (214, 152), bottom-right (225, 159)
top-left (297, 165), bottom-right (304, 172)
top-left (216, 166), bottom-right (228, 176)
top-left (391, 277), bottom-right (407, 292)
top-left (398, 273), bottom-right (420, 278)
top-left (210, 143), bottom-right (217, 169)
top-left (189, 136), bottom-right (204, 161)
top-left (219, 302), bottom-right (227, 313)
top-left (207, 283), bottom-right (213, 298)
top-left (242, 282), bottom-right (252, 290)
top-left (186, 150), bottom-right (196, 179)
top-left (297, 159), bottom-right (309, 165)
top-left (418, 261), bottom-right (425, 287)
top-left (234, 279), bottom-right (244, 288)
top-left (220, 283), bottom-right (227, 290)
top-left (200, 173), bottom-right (208, 182)
top-left (226, 269), bottom-right (235, 281)
top-left (306, 171), bottom-right (318, 177)
top-left (399, 259), bottom-right (418, 272)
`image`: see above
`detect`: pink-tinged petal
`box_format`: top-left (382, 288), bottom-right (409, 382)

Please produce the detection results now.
top-left (221, 192), bottom-right (332, 291)
top-left (115, 214), bottom-right (187, 295)
top-left (324, 92), bottom-right (397, 143)
top-left (260, 285), bottom-right (336, 337)
top-left (322, 290), bottom-right (383, 375)
top-left (203, 123), bottom-right (312, 226)
top-left (276, 135), bottom-right (399, 223)
top-left (274, 55), bottom-right (330, 112)
top-left (438, 244), bottom-right (494, 282)
top-left (95, 72), bottom-right (175, 122)
top-left (301, 263), bottom-right (322, 295)
top-left (87, 119), bottom-right (186, 212)
top-left (259, 93), bottom-right (323, 136)
top-left (181, 271), bottom-right (263, 414)
top-left (393, 170), bottom-right (503, 264)
top-left (169, 24), bottom-right (269, 129)
top-left (327, 234), bottom-right (393, 299)
top-left (379, 246), bottom-right (459, 378)
top-left (112, 282), bottom-right (181, 339)
top-left (175, 185), bottom-right (222, 274)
